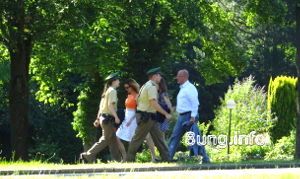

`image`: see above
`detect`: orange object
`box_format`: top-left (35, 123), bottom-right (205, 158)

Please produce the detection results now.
top-left (125, 94), bottom-right (137, 109)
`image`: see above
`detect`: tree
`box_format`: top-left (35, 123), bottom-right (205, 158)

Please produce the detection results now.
top-left (0, 0), bottom-right (91, 160)
top-left (237, 0), bottom-right (300, 158)
top-left (296, 4), bottom-right (300, 159)
top-left (30, 1), bottom-right (126, 151)
top-left (268, 76), bottom-right (297, 143)
top-left (31, 0), bottom-right (249, 147)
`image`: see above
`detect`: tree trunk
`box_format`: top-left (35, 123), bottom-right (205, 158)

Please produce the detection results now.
top-left (295, 4), bottom-right (300, 159)
top-left (9, 38), bottom-right (32, 160)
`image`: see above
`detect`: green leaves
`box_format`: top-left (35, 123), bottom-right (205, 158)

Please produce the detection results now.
top-left (0, 44), bottom-right (9, 85)
top-left (213, 76), bottom-right (274, 136)
top-left (268, 76), bottom-right (298, 143)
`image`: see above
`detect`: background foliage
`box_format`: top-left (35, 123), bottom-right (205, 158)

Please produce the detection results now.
top-left (0, 0), bottom-right (298, 163)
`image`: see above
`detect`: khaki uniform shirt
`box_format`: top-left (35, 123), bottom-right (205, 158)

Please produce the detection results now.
top-left (99, 87), bottom-right (118, 115)
top-left (137, 80), bottom-right (158, 113)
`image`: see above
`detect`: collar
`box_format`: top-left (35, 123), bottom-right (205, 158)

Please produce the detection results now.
top-left (149, 80), bottom-right (158, 86)
top-left (180, 80), bottom-right (190, 89)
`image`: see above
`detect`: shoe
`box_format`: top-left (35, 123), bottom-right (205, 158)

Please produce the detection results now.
top-left (80, 153), bottom-right (89, 164)
top-left (202, 158), bottom-right (210, 164)
top-left (152, 158), bottom-right (162, 163)
top-left (169, 159), bottom-right (178, 163)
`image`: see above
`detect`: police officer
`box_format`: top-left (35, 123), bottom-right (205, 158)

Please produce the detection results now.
top-left (125, 67), bottom-right (172, 162)
top-left (80, 72), bottom-right (122, 163)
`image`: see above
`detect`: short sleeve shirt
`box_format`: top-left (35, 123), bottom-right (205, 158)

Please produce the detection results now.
top-left (99, 87), bottom-right (118, 115)
top-left (137, 80), bottom-right (158, 113)
top-left (125, 94), bottom-right (137, 110)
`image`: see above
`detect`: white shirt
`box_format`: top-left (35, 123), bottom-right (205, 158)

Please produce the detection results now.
top-left (176, 80), bottom-right (199, 118)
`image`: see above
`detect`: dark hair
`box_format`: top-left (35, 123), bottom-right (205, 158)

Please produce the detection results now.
top-left (124, 78), bottom-right (140, 94)
top-left (101, 78), bottom-right (118, 98)
top-left (158, 78), bottom-right (168, 93)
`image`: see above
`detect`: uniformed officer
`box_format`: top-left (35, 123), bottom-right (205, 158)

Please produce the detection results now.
top-left (125, 67), bottom-right (172, 162)
top-left (80, 72), bottom-right (122, 163)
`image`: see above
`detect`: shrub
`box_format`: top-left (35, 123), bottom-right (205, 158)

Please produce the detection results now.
top-left (240, 143), bottom-right (272, 161)
top-left (28, 138), bottom-right (61, 163)
top-left (211, 76), bottom-right (275, 162)
top-left (265, 130), bottom-right (295, 161)
top-left (72, 81), bottom-right (101, 146)
top-left (136, 147), bottom-right (153, 163)
top-left (213, 76), bottom-right (274, 137)
top-left (267, 76), bottom-right (297, 143)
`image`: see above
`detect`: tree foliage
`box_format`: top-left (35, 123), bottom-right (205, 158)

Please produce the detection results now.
top-left (1, 0), bottom-right (299, 161)
top-left (213, 76), bottom-right (274, 136)
top-left (268, 76), bottom-right (297, 143)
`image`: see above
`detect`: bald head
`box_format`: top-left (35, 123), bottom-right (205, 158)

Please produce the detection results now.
top-left (179, 69), bottom-right (189, 78)
top-left (176, 69), bottom-right (189, 84)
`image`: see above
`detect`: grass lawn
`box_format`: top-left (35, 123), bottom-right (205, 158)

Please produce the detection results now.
top-left (0, 159), bottom-right (300, 171)
top-left (1, 170), bottom-right (300, 179)
top-left (1, 160), bottom-right (300, 178)
top-left (1, 160), bottom-right (300, 170)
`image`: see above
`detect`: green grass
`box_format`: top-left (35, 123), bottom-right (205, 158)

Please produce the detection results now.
top-left (0, 161), bottom-right (181, 171)
top-left (1, 172), bottom-right (300, 179)
top-left (0, 159), bottom-right (300, 171)
top-left (1, 160), bottom-right (300, 178)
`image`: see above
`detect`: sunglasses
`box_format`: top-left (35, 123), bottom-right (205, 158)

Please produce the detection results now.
top-left (125, 86), bottom-right (131, 89)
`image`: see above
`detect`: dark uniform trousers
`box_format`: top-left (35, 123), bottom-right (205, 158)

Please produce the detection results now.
top-left (126, 112), bottom-right (169, 162)
top-left (83, 116), bottom-right (121, 162)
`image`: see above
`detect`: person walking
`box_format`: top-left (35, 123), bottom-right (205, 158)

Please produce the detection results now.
top-left (157, 77), bottom-right (173, 139)
top-left (116, 78), bottom-right (159, 162)
top-left (80, 72), bottom-right (122, 163)
top-left (168, 69), bottom-right (210, 163)
top-left (125, 67), bottom-right (172, 162)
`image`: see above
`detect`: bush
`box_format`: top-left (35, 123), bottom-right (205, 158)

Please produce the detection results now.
top-left (136, 147), bottom-right (153, 163)
top-left (240, 144), bottom-right (272, 161)
top-left (29, 96), bottom-right (82, 163)
top-left (211, 76), bottom-right (275, 162)
top-left (174, 151), bottom-right (203, 163)
top-left (28, 138), bottom-right (61, 163)
top-left (267, 76), bottom-right (297, 143)
top-left (213, 76), bottom-right (274, 137)
top-left (72, 77), bottom-right (102, 145)
top-left (265, 130), bottom-right (295, 161)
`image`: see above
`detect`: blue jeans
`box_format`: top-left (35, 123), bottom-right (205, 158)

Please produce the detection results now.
top-left (168, 113), bottom-right (210, 162)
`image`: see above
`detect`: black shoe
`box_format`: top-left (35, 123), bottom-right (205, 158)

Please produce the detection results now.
top-left (202, 159), bottom-right (210, 164)
top-left (152, 158), bottom-right (162, 163)
top-left (167, 159), bottom-right (178, 163)
top-left (80, 153), bottom-right (89, 164)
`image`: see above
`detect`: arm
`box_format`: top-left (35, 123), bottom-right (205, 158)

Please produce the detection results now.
top-left (107, 89), bottom-right (120, 124)
top-left (97, 102), bottom-right (101, 119)
top-left (187, 86), bottom-right (199, 122)
top-left (163, 95), bottom-right (173, 112)
top-left (108, 103), bottom-right (120, 124)
top-left (147, 85), bottom-right (172, 120)
top-left (150, 99), bottom-right (172, 120)
top-left (126, 113), bottom-right (137, 127)
top-left (94, 101), bottom-right (102, 127)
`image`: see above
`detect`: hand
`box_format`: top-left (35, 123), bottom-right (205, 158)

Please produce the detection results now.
top-left (93, 119), bottom-right (100, 127)
top-left (126, 121), bottom-right (131, 127)
top-left (190, 117), bottom-right (195, 124)
top-left (115, 117), bottom-right (121, 124)
top-left (165, 113), bottom-right (172, 120)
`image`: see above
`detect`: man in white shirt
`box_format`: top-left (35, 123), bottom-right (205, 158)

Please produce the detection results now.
top-left (168, 69), bottom-right (210, 163)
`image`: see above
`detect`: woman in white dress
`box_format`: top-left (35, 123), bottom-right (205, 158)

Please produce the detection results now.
top-left (116, 78), bottom-right (159, 162)
top-left (116, 79), bottom-right (139, 141)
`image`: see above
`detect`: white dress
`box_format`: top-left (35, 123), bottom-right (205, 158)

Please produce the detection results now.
top-left (116, 109), bottom-right (137, 142)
